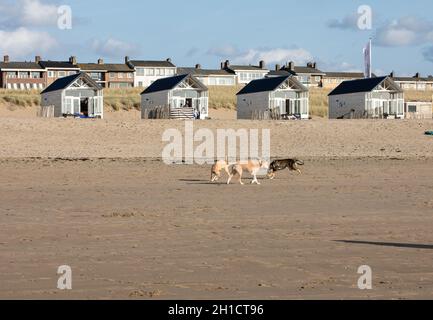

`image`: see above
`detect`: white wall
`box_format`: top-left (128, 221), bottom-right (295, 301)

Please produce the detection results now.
top-left (329, 92), bottom-right (366, 119)
top-left (134, 67), bottom-right (177, 87)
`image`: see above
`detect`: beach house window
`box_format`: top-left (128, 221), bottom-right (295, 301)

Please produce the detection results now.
top-left (6, 72), bottom-right (16, 78)
top-left (48, 71), bottom-right (55, 78)
top-left (127, 73), bottom-right (133, 78)
top-left (110, 73), bottom-right (115, 78)
top-left (408, 105), bottom-right (417, 113)
top-left (146, 68), bottom-right (154, 76)
top-left (64, 97), bottom-right (73, 114)
top-left (31, 72), bottom-right (40, 79)
top-left (58, 71), bottom-right (66, 77)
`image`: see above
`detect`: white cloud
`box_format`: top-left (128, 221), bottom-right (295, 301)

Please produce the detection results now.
top-left (208, 45), bottom-right (314, 66)
top-left (0, 0), bottom-right (60, 28)
top-left (21, 0), bottom-right (59, 27)
top-left (242, 48), bottom-right (314, 65)
top-left (207, 45), bottom-right (239, 57)
top-left (375, 16), bottom-right (433, 47)
top-left (327, 14), bottom-right (359, 30)
top-left (0, 27), bottom-right (57, 57)
top-left (91, 38), bottom-right (140, 58)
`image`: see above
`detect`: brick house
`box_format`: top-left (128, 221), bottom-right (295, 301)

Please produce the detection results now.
top-left (267, 62), bottom-right (325, 87)
top-left (79, 58), bottom-right (134, 88)
top-left (0, 55), bottom-right (46, 90)
top-left (39, 56), bottom-right (80, 87)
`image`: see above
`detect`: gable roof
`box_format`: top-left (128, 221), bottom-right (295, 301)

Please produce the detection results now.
top-left (141, 74), bottom-right (207, 94)
top-left (39, 60), bottom-right (79, 69)
top-left (392, 76), bottom-right (433, 82)
top-left (0, 62), bottom-right (43, 70)
top-left (41, 72), bottom-right (102, 94)
top-left (178, 67), bottom-right (235, 76)
top-left (325, 71), bottom-right (369, 78)
top-left (237, 75), bottom-right (307, 95)
top-left (291, 66), bottom-right (325, 75)
top-left (328, 76), bottom-right (401, 96)
top-left (78, 63), bottom-right (133, 72)
top-left (228, 65), bottom-right (269, 72)
top-left (129, 60), bottom-right (176, 68)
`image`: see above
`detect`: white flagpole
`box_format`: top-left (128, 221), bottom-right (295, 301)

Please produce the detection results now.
top-left (368, 38), bottom-right (372, 78)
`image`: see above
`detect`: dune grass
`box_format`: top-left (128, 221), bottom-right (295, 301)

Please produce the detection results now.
top-left (0, 89), bottom-right (41, 107)
top-left (0, 87), bottom-right (431, 117)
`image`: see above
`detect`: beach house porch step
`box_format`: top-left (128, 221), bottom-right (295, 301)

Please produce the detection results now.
top-left (170, 107), bottom-right (195, 120)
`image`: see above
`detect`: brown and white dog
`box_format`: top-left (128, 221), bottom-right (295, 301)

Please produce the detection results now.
top-left (210, 159), bottom-right (231, 182)
top-left (267, 159), bottom-right (304, 179)
top-left (227, 160), bottom-right (270, 185)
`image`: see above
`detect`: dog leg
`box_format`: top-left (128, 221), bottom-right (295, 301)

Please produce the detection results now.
top-left (227, 174), bottom-right (233, 185)
top-left (251, 173), bottom-right (260, 185)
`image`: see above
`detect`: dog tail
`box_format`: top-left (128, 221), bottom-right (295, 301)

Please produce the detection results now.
top-left (296, 159), bottom-right (305, 166)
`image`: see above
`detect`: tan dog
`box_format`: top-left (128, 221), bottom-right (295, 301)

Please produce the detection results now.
top-left (210, 159), bottom-right (231, 182)
top-left (227, 160), bottom-right (269, 185)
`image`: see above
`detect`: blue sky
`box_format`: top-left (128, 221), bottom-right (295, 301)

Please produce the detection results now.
top-left (1, 0), bottom-right (433, 76)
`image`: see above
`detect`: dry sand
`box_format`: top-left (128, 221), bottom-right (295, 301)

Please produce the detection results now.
top-left (1, 109), bottom-right (433, 299)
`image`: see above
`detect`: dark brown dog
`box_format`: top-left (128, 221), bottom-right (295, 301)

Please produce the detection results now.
top-left (267, 159), bottom-right (304, 179)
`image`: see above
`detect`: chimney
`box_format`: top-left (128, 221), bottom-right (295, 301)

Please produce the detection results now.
top-left (195, 64), bottom-right (201, 69)
top-left (125, 56), bottom-right (130, 64)
top-left (389, 71), bottom-right (395, 78)
top-left (35, 56), bottom-right (41, 63)
top-left (259, 60), bottom-right (266, 69)
top-left (69, 56), bottom-right (77, 65)
top-left (312, 62), bottom-right (317, 69)
top-left (224, 60), bottom-right (230, 69)
top-left (166, 58), bottom-right (171, 63)
top-left (220, 62), bottom-right (224, 70)
top-left (3, 55), bottom-right (9, 63)
top-left (414, 72), bottom-right (420, 78)
top-left (275, 64), bottom-right (280, 71)
top-left (97, 58), bottom-right (104, 65)
top-left (287, 61), bottom-right (295, 71)
top-left (307, 62), bottom-right (313, 68)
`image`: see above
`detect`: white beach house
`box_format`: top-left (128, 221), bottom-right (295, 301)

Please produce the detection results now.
top-left (328, 76), bottom-right (404, 119)
top-left (237, 75), bottom-right (309, 120)
top-left (141, 74), bottom-right (209, 120)
top-left (40, 72), bottom-right (104, 118)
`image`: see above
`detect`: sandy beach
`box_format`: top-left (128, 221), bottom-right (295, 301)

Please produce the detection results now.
top-left (1, 112), bottom-right (433, 299)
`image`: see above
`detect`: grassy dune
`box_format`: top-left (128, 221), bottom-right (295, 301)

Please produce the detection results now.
top-left (0, 87), bottom-right (432, 118)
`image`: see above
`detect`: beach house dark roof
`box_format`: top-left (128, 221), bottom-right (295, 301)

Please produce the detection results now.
top-left (141, 74), bottom-right (207, 94)
top-left (41, 72), bottom-right (102, 94)
top-left (328, 76), bottom-right (392, 96)
top-left (237, 75), bottom-right (306, 95)
top-left (130, 60), bottom-right (176, 68)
